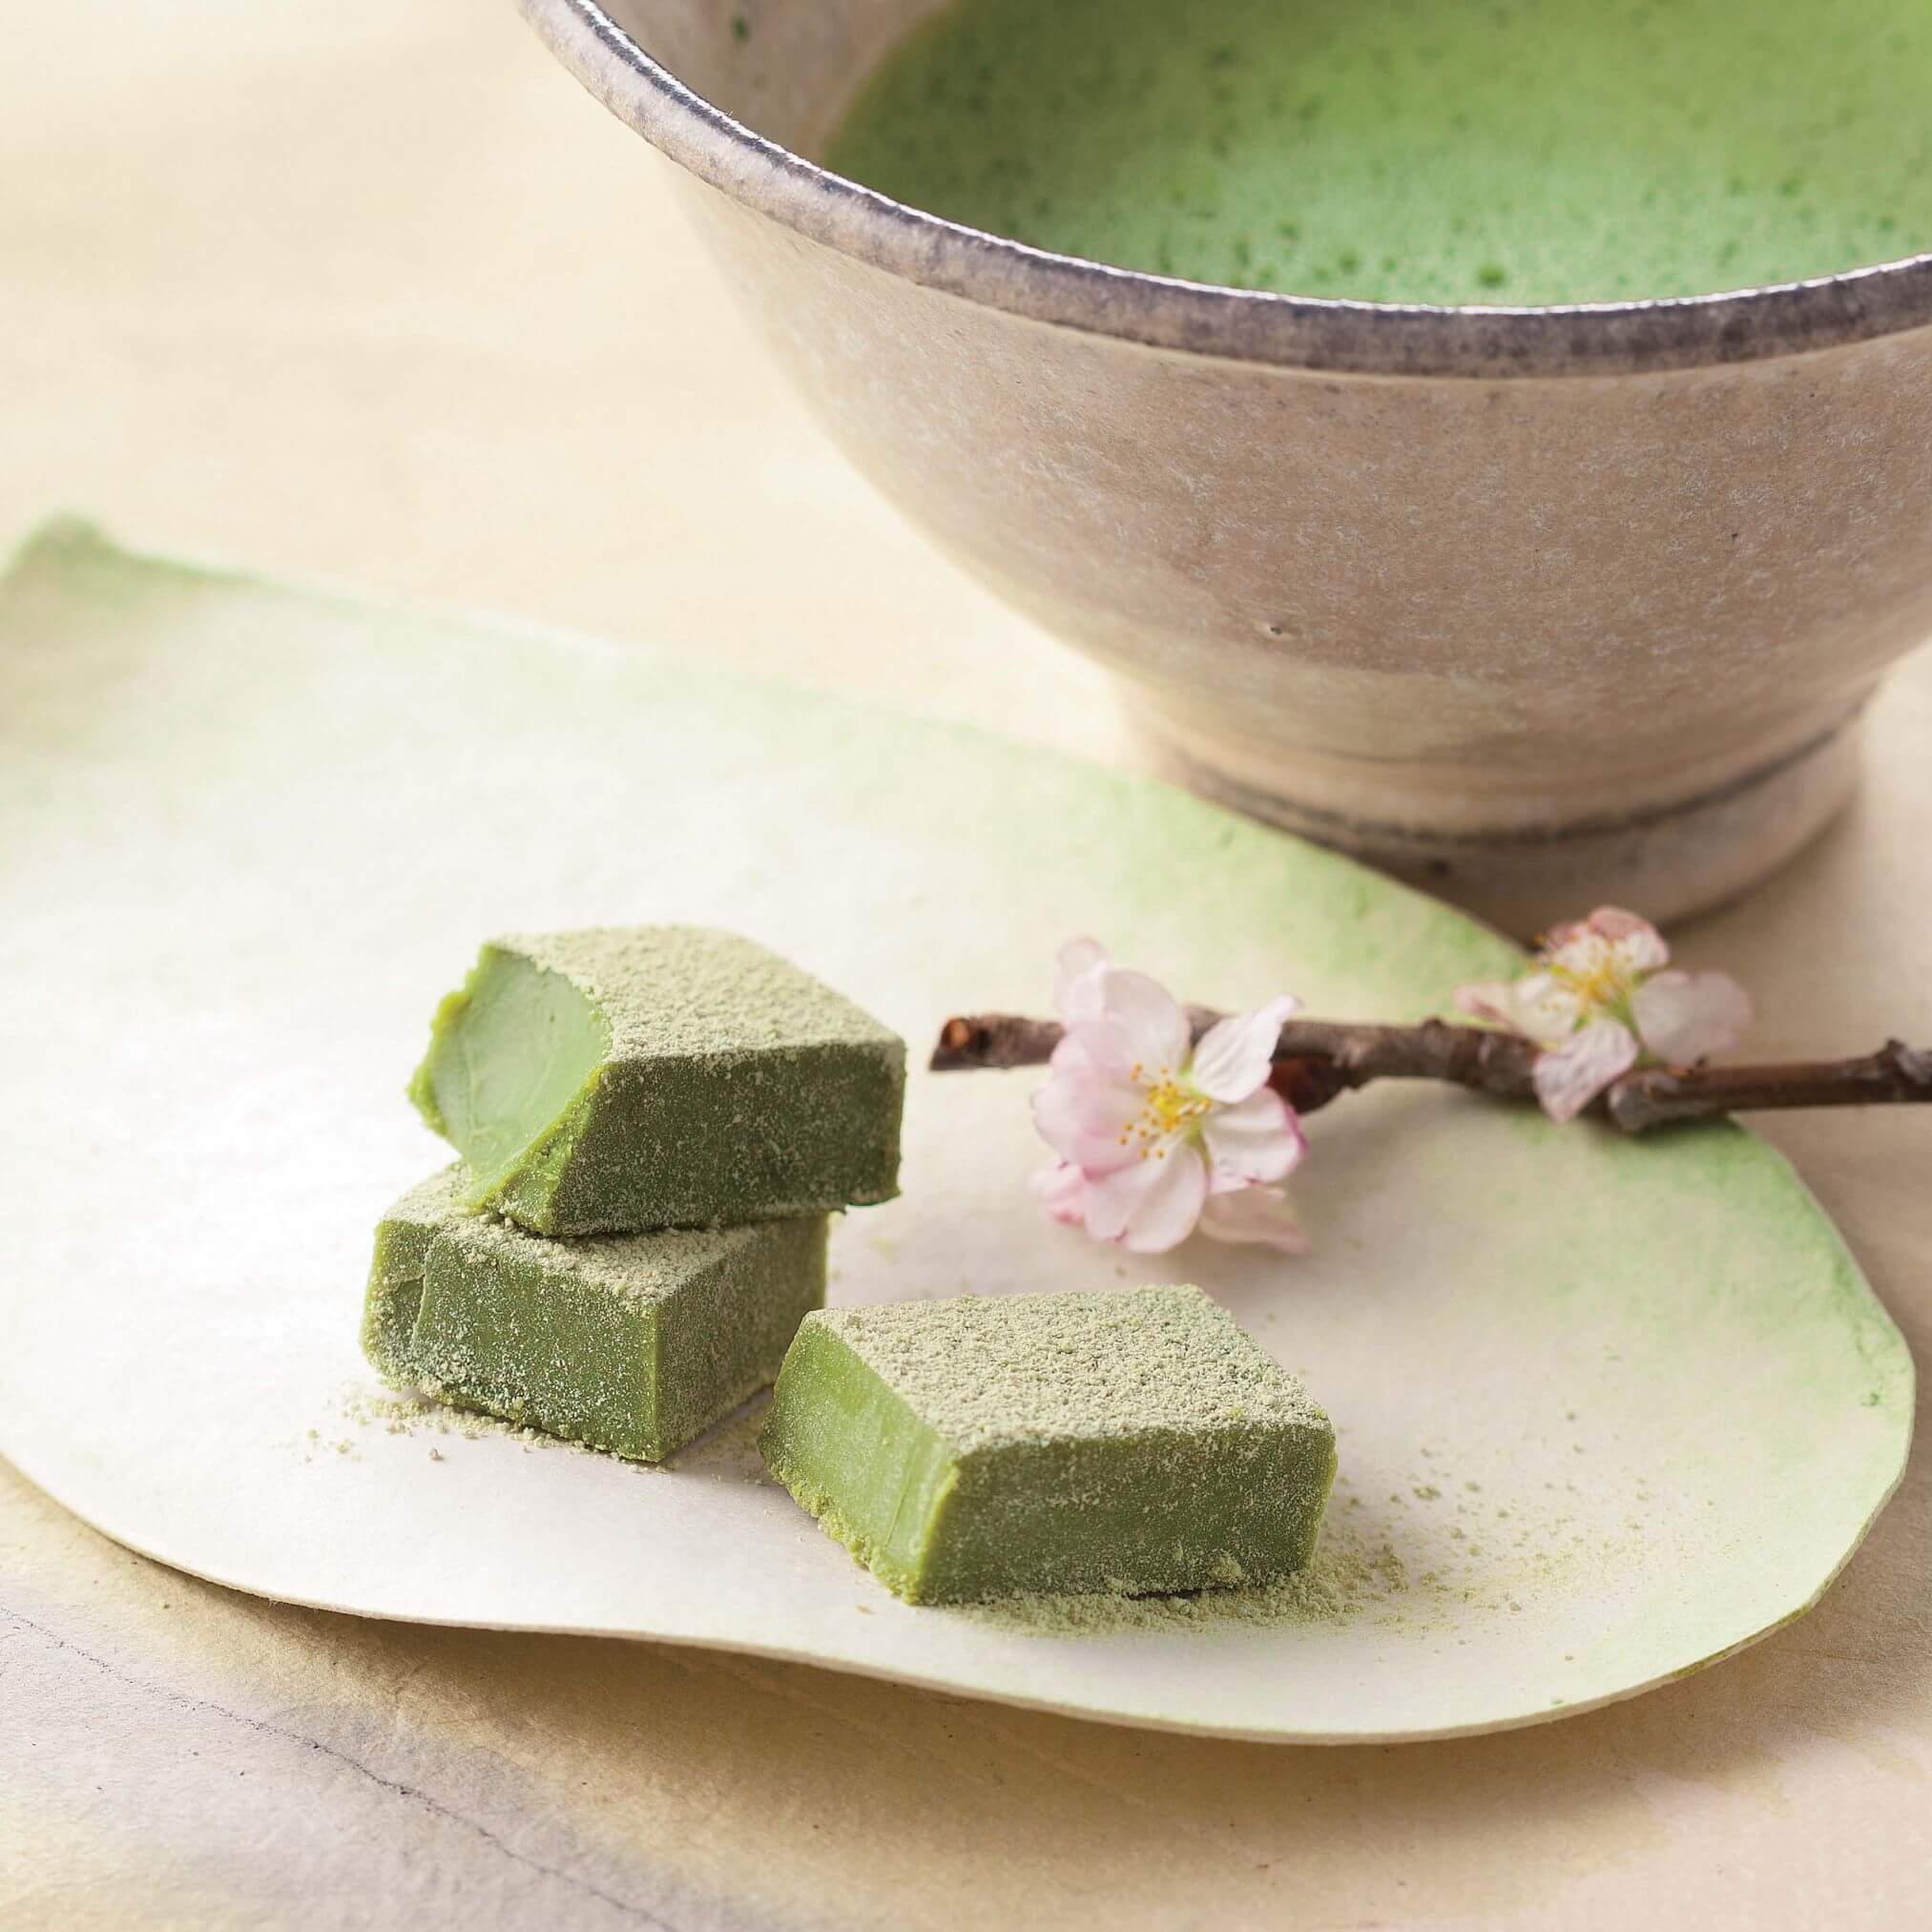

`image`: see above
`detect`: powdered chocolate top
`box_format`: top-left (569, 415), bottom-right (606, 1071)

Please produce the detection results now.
top-left (453, 1210), bottom-right (800, 1304)
top-left (495, 926), bottom-right (902, 1062)
top-left (383, 1164), bottom-right (468, 1231)
top-left (812, 1284), bottom-right (1328, 1454)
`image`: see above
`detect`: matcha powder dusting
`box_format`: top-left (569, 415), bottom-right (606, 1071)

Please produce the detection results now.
top-left (954, 1523), bottom-right (1409, 1638)
top-left (760, 1284), bottom-right (1338, 1603)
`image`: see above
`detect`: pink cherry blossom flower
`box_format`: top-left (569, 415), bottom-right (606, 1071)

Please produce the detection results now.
top-left (1455, 906), bottom-right (1752, 1124)
top-left (1030, 939), bottom-right (1306, 1254)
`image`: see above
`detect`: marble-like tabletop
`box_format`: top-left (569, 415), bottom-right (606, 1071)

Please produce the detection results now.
top-left (5, 6), bottom-right (1927, 1926)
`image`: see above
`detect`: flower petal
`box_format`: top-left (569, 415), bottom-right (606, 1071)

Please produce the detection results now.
top-left (1198, 1185), bottom-right (1309, 1255)
top-left (1456, 973), bottom-right (1580, 1048)
top-left (1532, 1019), bottom-right (1640, 1123)
top-left (1049, 1017), bottom-right (1137, 1082)
top-left (1030, 1067), bottom-right (1145, 1173)
top-left (1189, 994), bottom-right (1298, 1102)
top-left (1454, 980), bottom-right (1524, 1028)
top-left (1054, 937), bottom-right (1112, 1026)
top-left (1083, 1141), bottom-right (1210, 1253)
top-left (1588, 906), bottom-right (1670, 973)
top-left (1631, 970), bottom-right (1752, 1066)
top-left (1201, 1087), bottom-right (1306, 1184)
top-left (1511, 973), bottom-right (1589, 1045)
top-left (1030, 1161), bottom-right (1089, 1227)
top-left (1545, 926), bottom-right (1613, 981)
top-left (1093, 967), bottom-right (1192, 1074)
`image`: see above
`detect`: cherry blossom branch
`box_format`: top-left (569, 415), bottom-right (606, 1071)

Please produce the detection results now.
top-left (1598, 1039), bottom-right (1932, 1132)
top-left (929, 1011), bottom-right (1932, 1133)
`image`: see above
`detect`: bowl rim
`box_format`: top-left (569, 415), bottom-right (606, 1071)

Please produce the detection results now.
top-left (521, 0), bottom-right (1932, 380)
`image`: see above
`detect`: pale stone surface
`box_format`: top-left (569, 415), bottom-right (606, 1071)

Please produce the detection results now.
top-left (3, 4), bottom-right (1929, 1929)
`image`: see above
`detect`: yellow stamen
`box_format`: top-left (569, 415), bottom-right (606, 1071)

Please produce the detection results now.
top-left (1121, 1076), bottom-right (1212, 1154)
top-left (1554, 962), bottom-right (1626, 1010)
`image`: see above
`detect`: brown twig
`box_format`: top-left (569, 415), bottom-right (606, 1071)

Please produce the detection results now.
top-left (928, 1012), bottom-right (1932, 1133)
top-left (1602, 1039), bottom-right (1932, 1132)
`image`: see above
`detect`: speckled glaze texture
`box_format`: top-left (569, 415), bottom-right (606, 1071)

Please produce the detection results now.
top-left (518, 0), bottom-right (1932, 928)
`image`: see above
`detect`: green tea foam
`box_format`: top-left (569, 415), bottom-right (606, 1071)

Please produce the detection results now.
top-left (826, 0), bottom-right (1932, 305)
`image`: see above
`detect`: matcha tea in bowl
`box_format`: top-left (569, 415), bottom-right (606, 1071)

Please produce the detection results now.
top-left (518, 0), bottom-right (1932, 931)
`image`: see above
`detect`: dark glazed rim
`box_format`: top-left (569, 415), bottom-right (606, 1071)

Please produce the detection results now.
top-left (519, 0), bottom-right (1932, 380)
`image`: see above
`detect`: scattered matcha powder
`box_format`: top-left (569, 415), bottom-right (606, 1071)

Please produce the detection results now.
top-left (954, 1523), bottom-right (1406, 1637)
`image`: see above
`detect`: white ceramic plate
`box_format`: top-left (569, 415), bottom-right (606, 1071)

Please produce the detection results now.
top-left (0, 523), bottom-right (1910, 1742)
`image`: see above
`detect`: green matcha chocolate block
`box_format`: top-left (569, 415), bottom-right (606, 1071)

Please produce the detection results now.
top-left (407, 926), bottom-right (905, 1236)
top-left (361, 1170), bottom-right (828, 1462)
top-left (360, 1165), bottom-right (468, 1383)
top-left (760, 1285), bottom-right (1336, 1603)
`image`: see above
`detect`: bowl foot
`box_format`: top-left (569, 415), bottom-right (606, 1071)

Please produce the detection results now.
top-left (1138, 708), bottom-right (1865, 940)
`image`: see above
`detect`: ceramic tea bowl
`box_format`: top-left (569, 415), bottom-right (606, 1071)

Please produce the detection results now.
top-left (519, 0), bottom-right (1932, 930)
